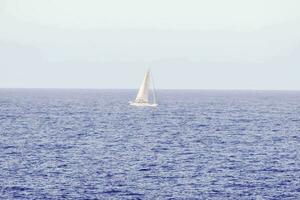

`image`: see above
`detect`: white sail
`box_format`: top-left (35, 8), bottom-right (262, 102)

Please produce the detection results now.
top-left (135, 70), bottom-right (150, 103)
top-left (130, 69), bottom-right (158, 107)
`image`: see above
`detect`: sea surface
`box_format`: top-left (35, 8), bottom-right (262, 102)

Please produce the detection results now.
top-left (0, 89), bottom-right (299, 200)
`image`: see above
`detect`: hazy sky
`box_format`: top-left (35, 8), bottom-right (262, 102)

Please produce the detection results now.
top-left (0, 0), bottom-right (300, 90)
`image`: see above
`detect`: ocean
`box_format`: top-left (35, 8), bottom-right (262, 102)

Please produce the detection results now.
top-left (0, 89), bottom-right (299, 199)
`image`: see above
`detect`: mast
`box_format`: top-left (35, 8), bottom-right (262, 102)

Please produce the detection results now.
top-left (151, 72), bottom-right (157, 104)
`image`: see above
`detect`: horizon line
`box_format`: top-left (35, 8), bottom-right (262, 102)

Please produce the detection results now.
top-left (0, 88), bottom-right (300, 92)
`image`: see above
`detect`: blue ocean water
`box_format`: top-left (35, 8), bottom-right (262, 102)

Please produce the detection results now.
top-left (0, 89), bottom-right (299, 200)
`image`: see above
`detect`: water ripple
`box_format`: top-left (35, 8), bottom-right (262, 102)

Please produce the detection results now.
top-left (0, 89), bottom-right (300, 199)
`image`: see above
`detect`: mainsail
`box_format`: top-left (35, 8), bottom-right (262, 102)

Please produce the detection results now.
top-left (130, 69), bottom-right (158, 107)
top-left (135, 70), bottom-right (150, 103)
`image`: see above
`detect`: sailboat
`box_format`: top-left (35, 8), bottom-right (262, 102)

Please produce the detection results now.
top-left (129, 70), bottom-right (158, 107)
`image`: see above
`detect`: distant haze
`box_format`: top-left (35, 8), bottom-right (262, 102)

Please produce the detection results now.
top-left (1, 0), bottom-right (300, 90)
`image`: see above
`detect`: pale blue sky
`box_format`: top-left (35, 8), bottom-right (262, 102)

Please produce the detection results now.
top-left (0, 0), bottom-right (300, 90)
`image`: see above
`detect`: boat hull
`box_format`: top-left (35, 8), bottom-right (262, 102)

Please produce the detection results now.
top-left (129, 101), bottom-right (158, 107)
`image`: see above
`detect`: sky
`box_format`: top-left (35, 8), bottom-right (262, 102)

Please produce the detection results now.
top-left (0, 0), bottom-right (300, 90)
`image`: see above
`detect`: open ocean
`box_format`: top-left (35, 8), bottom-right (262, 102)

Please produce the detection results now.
top-left (0, 89), bottom-right (299, 200)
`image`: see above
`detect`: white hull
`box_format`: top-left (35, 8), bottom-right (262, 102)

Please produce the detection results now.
top-left (129, 101), bottom-right (158, 107)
